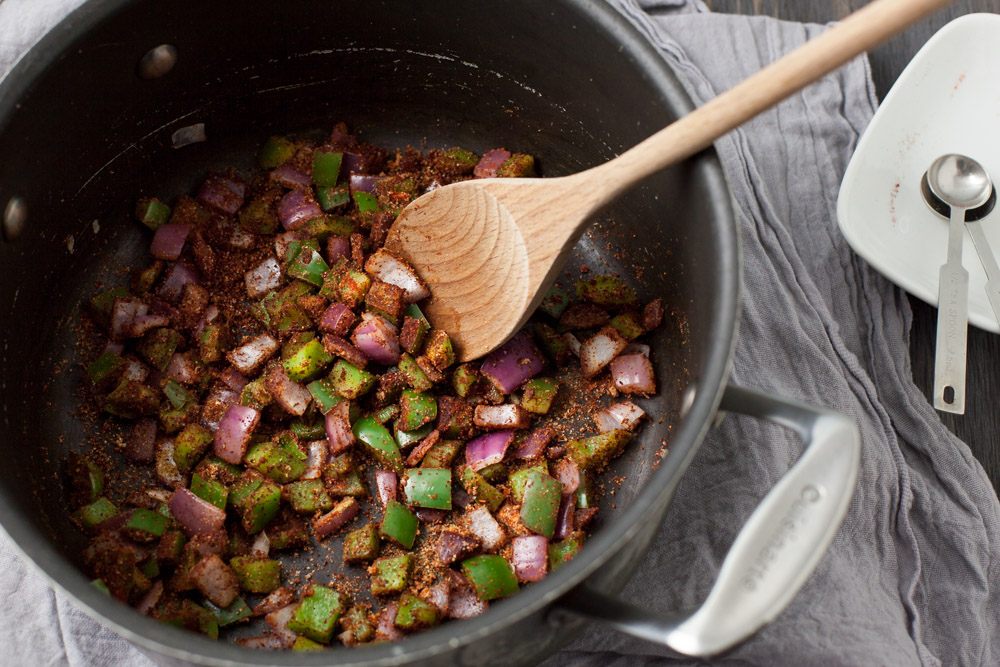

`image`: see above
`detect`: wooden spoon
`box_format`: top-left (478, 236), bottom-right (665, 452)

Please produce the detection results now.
top-left (385, 0), bottom-right (952, 361)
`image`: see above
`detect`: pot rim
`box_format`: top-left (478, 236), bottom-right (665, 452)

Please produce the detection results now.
top-left (0, 0), bottom-right (740, 664)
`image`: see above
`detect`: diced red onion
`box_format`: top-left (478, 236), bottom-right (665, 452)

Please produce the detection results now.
top-left (554, 495), bottom-right (575, 540)
top-left (623, 342), bottom-right (650, 358)
top-left (575, 507), bottom-right (598, 531)
top-left (642, 298), bottom-right (664, 331)
top-left (252, 587), bottom-right (297, 616)
top-left (319, 302), bottom-right (355, 336)
top-left (322, 334), bottom-right (369, 369)
top-left (264, 364), bottom-right (311, 416)
top-left (125, 418), bottom-right (157, 463)
top-left (552, 458), bottom-right (580, 496)
top-left (564, 332), bottom-right (582, 357)
top-left (436, 529), bottom-right (480, 565)
top-left (109, 297), bottom-right (147, 340)
top-left (95, 510), bottom-right (131, 534)
top-left (512, 535), bottom-right (548, 583)
top-left (325, 401), bottom-right (355, 456)
top-left (350, 315), bottom-right (401, 365)
top-left (349, 173), bottom-right (381, 195)
top-left (376, 470), bottom-right (397, 507)
top-left (186, 529), bottom-right (228, 557)
top-left (610, 354), bottom-right (657, 394)
top-left (404, 429), bottom-right (440, 467)
top-left (197, 172), bottom-right (246, 216)
top-left (270, 164), bottom-right (311, 188)
top-left (425, 579), bottom-right (452, 615)
top-left (303, 440), bottom-right (328, 480)
top-left (164, 353), bottom-right (199, 385)
top-left (155, 439), bottom-right (186, 489)
top-left (580, 326), bottom-right (628, 378)
top-left (193, 304), bottom-right (220, 339)
top-left (213, 404), bottom-right (260, 464)
top-left (464, 505), bottom-right (506, 551)
top-left (169, 488), bottom-right (226, 537)
top-left (473, 404), bottom-right (531, 430)
top-left (229, 226), bottom-right (254, 250)
top-left (363, 249), bottom-right (430, 303)
top-left (265, 604), bottom-right (299, 647)
top-left (201, 384), bottom-right (238, 432)
top-left (128, 313), bottom-right (170, 338)
top-left (245, 257), bottom-right (283, 299)
top-left (449, 583), bottom-right (488, 619)
top-left (465, 431), bottom-right (515, 471)
top-left (341, 151), bottom-right (364, 176)
top-left (136, 580), bottom-right (163, 616)
top-left (150, 223), bottom-right (192, 260)
top-left (415, 508), bottom-right (448, 523)
top-left (121, 356), bottom-right (150, 383)
top-left (277, 188), bottom-right (322, 231)
top-left (515, 426), bottom-right (555, 460)
top-left (480, 332), bottom-right (545, 393)
top-left (217, 366), bottom-right (248, 393)
top-left (251, 532), bottom-right (271, 558)
top-left (171, 123), bottom-right (206, 148)
top-left (103, 341), bottom-right (124, 356)
top-left (313, 497), bottom-right (359, 538)
top-left (326, 235), bottom-right (351, 264)
top-left (595, 401), bottom-right (645, 433)
top-left (375, 602), bottom-right (404, 641)
top-left (474, 149), bottom-right (511, 178)
top-left (157, 262), bottom-right (199, 303)
top-left (361, 311), bottom-right (398, 335)
top-left (546, 445), bottom-right (566, 460)
top-left (189, 553), bottom-right (239, 607)
top-left (274, 230), bottom-right (307, 261)
top-left (227, 333), bottom-right (279, 375)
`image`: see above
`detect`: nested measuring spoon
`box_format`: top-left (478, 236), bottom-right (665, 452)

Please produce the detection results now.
top-left (920, 154), bottom-right (995, 414)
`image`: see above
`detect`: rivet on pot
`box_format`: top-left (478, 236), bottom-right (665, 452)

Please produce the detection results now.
top-left (137, 44), bottom-right (178, 80)
top-left (3, 196), bottom-right (27, 242)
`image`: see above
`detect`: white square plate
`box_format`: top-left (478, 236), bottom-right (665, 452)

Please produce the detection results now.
top-left (838, 13), bottom-right (1000, 333)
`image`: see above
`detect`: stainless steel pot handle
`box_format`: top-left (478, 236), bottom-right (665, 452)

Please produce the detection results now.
top-left (552, 383), bottom-right (860, 657)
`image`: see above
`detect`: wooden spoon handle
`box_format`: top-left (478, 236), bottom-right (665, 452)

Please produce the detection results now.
top-left (580, 0), bottom-right (954, 202)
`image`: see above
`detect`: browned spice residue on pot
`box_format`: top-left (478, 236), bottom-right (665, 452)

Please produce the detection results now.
top-left (61, 123), bottom-right (680, 650)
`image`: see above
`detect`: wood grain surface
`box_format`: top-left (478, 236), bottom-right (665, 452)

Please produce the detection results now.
top-left (710, 0), bottom-right (1000, 494)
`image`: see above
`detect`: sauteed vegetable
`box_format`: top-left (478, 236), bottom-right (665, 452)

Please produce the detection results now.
top-left (71, 123), bottom-right (663, 648)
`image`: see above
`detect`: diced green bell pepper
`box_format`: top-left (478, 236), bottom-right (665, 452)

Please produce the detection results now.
top-left (290, 417), bottom-right (326, 441)
top-left (283, 338), bottom-right (333, 382)
top-left (496, 153), bottom-right (536, 178)
top-left (88, 287), bottom-right (130, 330)
top-left (229, 556), bottom-right (282, 593)
top-left (339, 605), bottom-right (374, 644)
top-left (190, 473), bottom-right (228, 510)
top-left (136, 327), bottom-right (183, 371)
top-left (343, 523), bottom-right (381, 563)
top-left (421, 439), bottom-right (462, 469)
top-left (317, 185), bottom-right (351, 211)
top-left (159, 600), bottom-right (219, 639)
top-left (461, 554), bottom-right (519, 601)
top-left (548, 533), bottom-right (585, 571)
top-left (576, 275), bottom-right (639, 309)
top-left (312, 148), bottom-right (343, 187)
top-left (508, 463), bottom-right (548, 502)
top-left (398, 390), bottom-right (437, 431)
top-left (91, 579), bottom-right (110, 595)
top-left (339, 268), bottom-right (371, 308)
top-left (379, 500), bottom-right (418, 549)
top-left (452, 364), bottom-right (479, 398)
top-left (370, 554), bottom-right (411, 595)
top-left (459, 466), bottom-right (505, 512)
top-left (609, 311), bottom-right (645, 340)
top-left (575, 470), bottom-right (591, 509)
top-left (520, 470), bottom-right (562, 538)
top-left (259, 135), bottom-right (295, 168)
top-left (477, 462), bottom-right (508, 485)
top-left (400, 315), bottom-right (428, 355)
top-left (521, 377), bottom-right (558, 415)
top-left (284, 479), bottom-right (333, 513)
top-left (374, 404), bottom-right (400, 424)
top-left (67, 453), bottom-right (104, 506)
top-left (133, 260), bottom-right (165, 296)
top-left (104, 379), bottom-right (160, 419)
top-left (398, 353), bottom-right (432, 392)
top-left (292, 636), bottom-right (325, 651)
top-left (538, 286), bottom-right (570, 319)
top-left (402, 468), bottom-right (451, 510)
top-left (306, 378), bottom-right (342, 414)
top-left (298, 213), bottom-right (354, 239)
top-left (125, 508), bottom-right (169, 541)
top-left (394, 422), bottom-right (433, 450)
top-left (422, 329), bottom-right (454, 369)
top-left (352, 416), bottom-right (403, 473)
top-left (394, 593), bottom-right (440, 630)
top-left (72, 497), bottom-right (117, 530)
top-left (135, 198), bottom-right (172, 230)
top-left (245, 435), bottom-right (308, 484)
top-left (227, 475), bottom-right (263, 508)
top-left (566, 429), bottom-right (630, 469)
top-left (288, 249), bottom-right (330, 288)
top-left (237, 480), bottom-right (282, 534)
top-left (239, 194), bottom-right (279, 234)
top-left (533, 322), bottom-right (571, 365)
top-left (353, 191), bottom-right (380, 213)
top-left (204, 596), bottom-right (252, 627)
top-left (330, 360), bottom-right (375, 399)
top-left (86, 351), bottom-right (123, 388)
top-left (439, 147), bottom-right (478, 173)
top-left (240, 377), bottom-right (273, 409)
top-left (288, 586), bottom-right (344, 644)
top-left (165, 378), bottom-right (192, 409)
top-left (174, 424), bottom-right (213, 474)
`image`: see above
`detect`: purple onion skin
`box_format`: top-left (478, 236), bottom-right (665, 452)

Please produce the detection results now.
top-left (277, 188), bottom-right (322, 231)
top-left (479, 332), bottom-right (545, 394)
top-left (213, 404), bottom-right (260, 464)
top-left (465, 430), bottom-right (515, 471)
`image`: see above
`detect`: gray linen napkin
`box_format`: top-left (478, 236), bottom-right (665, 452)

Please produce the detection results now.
top-left (2, 0), bottom-right (999, 665)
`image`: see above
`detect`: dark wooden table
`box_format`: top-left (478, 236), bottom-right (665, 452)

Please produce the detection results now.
top-left (709, 0), bottom-right (1000, 495)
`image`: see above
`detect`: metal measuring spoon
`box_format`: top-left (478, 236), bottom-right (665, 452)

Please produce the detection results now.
top-left (922, 154), bottom-right (994, 414)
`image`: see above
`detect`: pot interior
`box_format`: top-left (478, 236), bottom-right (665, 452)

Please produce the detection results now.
top-left (0, 0), bottom-right (736, 661)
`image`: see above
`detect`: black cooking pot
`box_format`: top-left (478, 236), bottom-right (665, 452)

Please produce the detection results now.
top-left (0, 1), bottom-right (860, 664)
